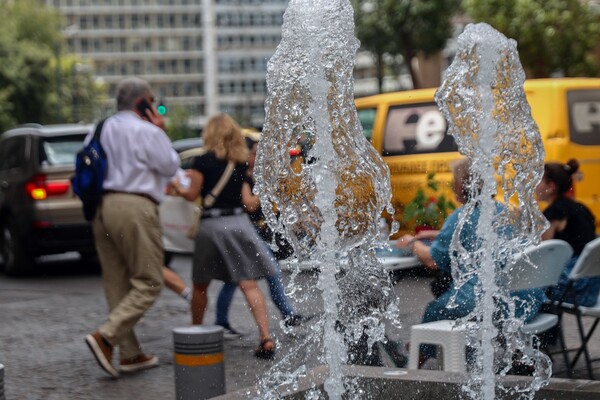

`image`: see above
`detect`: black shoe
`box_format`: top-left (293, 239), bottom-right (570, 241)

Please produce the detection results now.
top-left (284, 314), bottom-right (315, 327)
top-left (508, 361), bottom-right (535, 376)
top-left (254, 338), bottom-right (275, 360)
top-left (217, 323), bottom-right (243, 339)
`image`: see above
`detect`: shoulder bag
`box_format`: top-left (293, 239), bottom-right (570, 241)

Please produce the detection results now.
top-left (186, 161), bottom-right (236, 239)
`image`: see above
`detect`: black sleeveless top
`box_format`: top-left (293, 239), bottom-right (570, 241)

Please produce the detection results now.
top-left (543, 197), bottom-right (596, 256)
top-left (192, 152), bottom-right (247, 209)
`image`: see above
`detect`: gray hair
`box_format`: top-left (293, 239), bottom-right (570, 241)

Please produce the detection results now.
top-left (451, 157), bottom-right (471, 186)
top-left (451, 157), bottom-right (483, 201)
top-left (115, 77), bottom-right (152, 111)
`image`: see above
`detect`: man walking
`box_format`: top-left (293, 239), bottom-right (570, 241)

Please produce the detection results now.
top-left (84, 77), bottom-right (179, 377)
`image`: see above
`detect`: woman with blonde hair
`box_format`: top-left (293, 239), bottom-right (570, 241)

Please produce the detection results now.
top-left (173, 113), bottom-right (275, 359)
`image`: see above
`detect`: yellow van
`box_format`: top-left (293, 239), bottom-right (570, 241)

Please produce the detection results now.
top-left (355, 78), bottom-right (600, 233)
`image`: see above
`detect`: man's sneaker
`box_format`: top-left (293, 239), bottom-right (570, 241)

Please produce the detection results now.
top-left (85, 331), bottom-right (119, 378)
top-left (119, 354), bottom-right (159, 373)
top-left (284, 314), bottom-right (315, 327)
top-left (217, 323), bottom-right (243, 339)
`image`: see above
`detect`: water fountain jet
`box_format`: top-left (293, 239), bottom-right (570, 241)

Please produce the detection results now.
top-left (254, 0), bottom-right (399, 398)
top-left (247, 3), bottom-right (579, 400)
top-left (435, 23), bottom-right (550, 400)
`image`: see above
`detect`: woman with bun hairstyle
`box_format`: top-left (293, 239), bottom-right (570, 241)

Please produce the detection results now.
top-left (536, 159), bottom-right (600, 306)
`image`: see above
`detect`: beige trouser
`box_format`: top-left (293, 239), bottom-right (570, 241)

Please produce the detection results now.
top-left (92, 193), bottom-right (164, 359)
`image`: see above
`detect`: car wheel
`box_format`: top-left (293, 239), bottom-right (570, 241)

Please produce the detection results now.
top-left (0, 217), bottom-right (34, 276)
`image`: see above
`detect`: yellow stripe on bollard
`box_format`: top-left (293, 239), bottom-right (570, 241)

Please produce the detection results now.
top-left (174, 352), bottom-right (224, 367)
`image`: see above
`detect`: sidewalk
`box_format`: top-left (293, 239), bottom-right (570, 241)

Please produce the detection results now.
top-left (1, 254), bottom-right (596, 400)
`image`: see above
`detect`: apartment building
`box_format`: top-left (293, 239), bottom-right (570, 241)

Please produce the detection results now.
top-left (45, 0), bottom-right (288, 129)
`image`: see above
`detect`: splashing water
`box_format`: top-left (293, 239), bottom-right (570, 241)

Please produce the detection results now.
top-left (435, 23), bottom-right (550, 400)
top-left (254, 0), bottom-right (398, 398)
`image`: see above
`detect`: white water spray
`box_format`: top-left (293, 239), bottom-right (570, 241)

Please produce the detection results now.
top-left (255, 0), bottom-right (398, 398)
top-left (435, 23), bottom-right (550, 400)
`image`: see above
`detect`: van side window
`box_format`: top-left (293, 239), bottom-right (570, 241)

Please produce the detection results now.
top-left (383, 103), bottom-right (457, 156)
top-left (568, 89), bottom-right (600, 145)
top-left (357, 108), bottom-right (376, 141)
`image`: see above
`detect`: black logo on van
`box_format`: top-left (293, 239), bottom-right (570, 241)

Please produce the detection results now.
top-left (383, 103), bottom-right (457, 156)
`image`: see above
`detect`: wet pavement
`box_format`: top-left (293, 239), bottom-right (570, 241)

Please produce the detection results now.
top-left (0, 254), bottom-right (598, 399)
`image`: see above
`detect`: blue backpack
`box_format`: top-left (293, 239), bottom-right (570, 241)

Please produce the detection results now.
top-left (71, 119), bottom-right (107, 221)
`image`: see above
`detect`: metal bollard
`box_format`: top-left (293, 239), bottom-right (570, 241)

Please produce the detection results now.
top-left (173, 326), bottom-right (225, 400)
top-left (0, 363), bottom-right (4, 400)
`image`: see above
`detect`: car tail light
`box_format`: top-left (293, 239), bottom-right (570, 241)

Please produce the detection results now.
top-left (25, 174), bottom-right (70, 200)
top-left (33, 221), bottom-right (51, 228)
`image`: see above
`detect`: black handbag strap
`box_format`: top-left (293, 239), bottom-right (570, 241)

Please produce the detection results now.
top-left (93, 118), bottom-right (106, 140)
top-left (90, 119), bottom-right (107, 159)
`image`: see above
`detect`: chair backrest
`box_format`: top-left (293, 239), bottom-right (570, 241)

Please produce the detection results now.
top-left (508, 239), bottom-right (574, 292)
top-left (569, 236), bottom-right (600, 280)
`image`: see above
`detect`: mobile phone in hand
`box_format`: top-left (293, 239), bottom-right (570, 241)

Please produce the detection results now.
top-left (136, 99), bottom-right (153, 120)
top-left (176, 169), bottom-right (191, 189)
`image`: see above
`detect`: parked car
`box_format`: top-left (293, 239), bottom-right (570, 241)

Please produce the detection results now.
top-left (172, 137), bottom-right (204, 169)
top-left (0, 123), bottom-right (95, 275)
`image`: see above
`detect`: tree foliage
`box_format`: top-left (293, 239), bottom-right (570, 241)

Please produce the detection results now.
top-left (352, 0), bottom-right (393, 92)
top-left (464, 0), bottom-right (600, 77)
top-left (352, 0), bottom-right (461, 90)
top-left (0, 0), bottom-right (105, 133)
top-left (50, 55), bottom-right (108, 124)
top-left (166, 105), bottom-right (195, 141)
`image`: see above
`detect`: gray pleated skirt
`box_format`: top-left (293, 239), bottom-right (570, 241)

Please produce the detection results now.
top-left (192, 213), bottom-right (278, 284)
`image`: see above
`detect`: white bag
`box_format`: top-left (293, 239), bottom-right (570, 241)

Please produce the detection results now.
top-left (159, 195), bottom-right (199, 254)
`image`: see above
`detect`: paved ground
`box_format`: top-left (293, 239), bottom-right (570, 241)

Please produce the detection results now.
top-left (0, 253), bottom-right (598, 399)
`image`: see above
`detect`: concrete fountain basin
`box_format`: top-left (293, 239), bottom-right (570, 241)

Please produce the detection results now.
top-left (215, 365), bottom-right (600, 400)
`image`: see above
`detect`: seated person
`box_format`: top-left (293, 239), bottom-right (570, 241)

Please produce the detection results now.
top-left (398, 158), bottom-right (547, 363)
top-left (536, 159), bottom-right (600, 306)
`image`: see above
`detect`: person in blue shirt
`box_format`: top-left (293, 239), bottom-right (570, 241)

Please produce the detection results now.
top-left (398, 158), bottom-right (547, 363)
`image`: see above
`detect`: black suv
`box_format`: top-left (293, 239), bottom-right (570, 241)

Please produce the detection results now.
top-left (0, 123), bottom-right (96, 275)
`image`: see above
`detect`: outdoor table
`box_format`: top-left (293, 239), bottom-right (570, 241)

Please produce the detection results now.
top-left (380, 256), bottom-right (421, 271)
top-left (279, 241), bottom-right (422, 272)
top-left (279, 256), bottom-right (421, 272)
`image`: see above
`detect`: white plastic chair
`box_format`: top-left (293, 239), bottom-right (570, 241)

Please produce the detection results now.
top-left (554, 236), bottom-right (600, 379)
top-left (508, 239), bottom-right (573, 335)
top-left (408, 239), bottom-right (573, 373)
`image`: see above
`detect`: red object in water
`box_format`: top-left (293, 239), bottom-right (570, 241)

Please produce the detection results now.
top-left (415, 225), bottom-right (436, 234)
top-left (289, 147), bottom-right (301, 157)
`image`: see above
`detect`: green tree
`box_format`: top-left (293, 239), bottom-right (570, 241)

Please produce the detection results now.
top-left (351, 0), bottom-right (393, 92)
top-left (0, 0), bottom-right (105, 133)
top-left (352, 0), bottom-right (461, 90)
top-left (0, 0), bottom-right (60, 130)
top-left (464, 0), bottom-right (600, 77)
top-left (166, 105), bottom-right (195, 141)
top-left (50, 54), bottom-right (107, 123)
